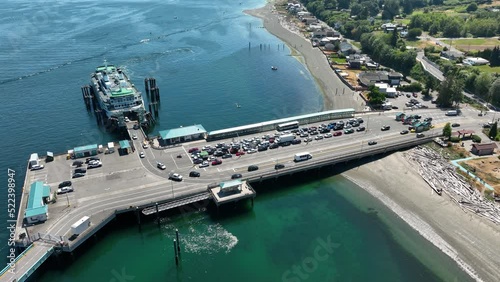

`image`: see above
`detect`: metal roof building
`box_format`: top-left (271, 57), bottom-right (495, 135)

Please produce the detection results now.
top-left (158, 124), bottom-right (207, 146)
top-left (207, 109), bottom-right (355, 141)
top-left (25, 181), bottom-right (51, 224)
top-left (119, 140), bottom-right (131, 155)
top-left (74, 144), bottom-right (98, 158)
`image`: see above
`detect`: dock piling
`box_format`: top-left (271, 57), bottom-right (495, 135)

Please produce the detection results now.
top-left (155, 203), bottom-right (160, 226)
top-left (173, 239), bottom-right (179, 266)
top-left (175, 229), bottom-right (180, 255)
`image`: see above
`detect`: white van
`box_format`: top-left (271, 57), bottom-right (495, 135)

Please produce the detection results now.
top-left (294, 152), bottom-right (312, 162)
top-left (445, 110), bottom-right (458, 116)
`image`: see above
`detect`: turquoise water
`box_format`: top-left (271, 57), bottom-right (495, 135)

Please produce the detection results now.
top-left (36, 175), bottom-right (473, 281)
top-left (0, 0), bottom-right (473, 281)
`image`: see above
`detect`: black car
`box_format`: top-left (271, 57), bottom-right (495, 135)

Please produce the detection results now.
top-left (58, 181), bottom-right (72, 188)
top-left (189, 171), bottom-right (200, 177)
top-left (291, 139), bottom-right (302, 145)
top-left (74, 168), bottom-right (86, 174)
top-left (72, 161), bottom-right (83, 167)
top-left (274, 163), bottom-right (285, 170)
top-left (451, 123), bottom-right (460, 127)
top-left (231, 173), bottom-right (242, 179)
top-left (193, 158), bottom-right (203, 164)
top-left (269, 143), bottom-right (279, 149)
top-left (381, 125), bottom-right (390, 131)
top-left (258, 146), bottom-right (268, 151)
top-left (222, 153), bottom-right (233, 159)
top-left (368, 141), bottom-right (377, 145)
top-left (72, 173), bottom-right (85, 178)
top-left (356, 126), bottom-right (365, 132)
top-left (400, 130), bottom-right (409, 135)
top-left (248, 165), bottom-right (259, 172)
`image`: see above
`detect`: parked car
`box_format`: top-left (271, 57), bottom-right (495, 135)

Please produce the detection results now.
top-left (231, 173), bottom-right (242, 179)
top-left (87, 161), bottom-right (102, 168)
top-left (199, 161), bottom-right (209, 168)
top-left (189, 171), bottom-right (200, 177)
top-left (451, 123), bottom-right (460, 127)
top-left (248, 165), bottom-right (259, 172)
top-left (356, 126), bottom-right (365, 132)
top-left (72, 173), bottom-right (85, 178)
top-left (235, 151), bottom-right (246, 156)
top-left (57, 186), bottom-right (74, 194)
top-left (333, 131), bottom-right (342, 137)
top-left (169, 173), bottom-right (183, 181)
top-left (212, 159), bottom-right (222, 165)
top-left (74, 168), bottom-right (87, 174)
top-left (381, 125), bottom-right (391, 131)
top-left (85, 157), bottom-right (100, 164)
top-left (58, 181), bottom-right (72, 188)
top-left (72, 161), bottom-right (83, 167)
top-left (157, 162), bottom-right (166, 170)
top-left (222, 153), bottom-right (233, 159)
top-left (188, 147), bottom-right (199, 153)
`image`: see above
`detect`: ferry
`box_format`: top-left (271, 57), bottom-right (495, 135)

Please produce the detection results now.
top-left (89, 61), bottom-right (149, 129)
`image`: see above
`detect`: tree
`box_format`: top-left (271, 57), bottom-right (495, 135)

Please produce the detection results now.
top-left (367, 85), bottom-right (386, 105)
top-left (443, 123), bottom-right (452, 138)
top-left (407, 28), bottom-right (422, 40)
top-left (390, 28), bottom-right (399, 47)
top-left (489, 78), bottom-right (500, 107)
top-left (489, 122), bottom-right (498, 140)
top-left (466, 3), bottom-right (478, 12)
top-left (474, 73), bottom-right (493, 98)
top-left (490, 46), bottom-right (500, 67)
top-left (338, 0), bottom-right (350, 10)
top-left (437, 73), bottom-right (463, 107)
top-left (402, 0), bottom-right (413, 14)
top-left (382, 0), bottom-right (400, 20)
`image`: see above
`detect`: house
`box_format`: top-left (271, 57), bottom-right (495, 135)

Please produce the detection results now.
top-left (301, 17), bottom-right (318, 25)
top-left (358, 71), bottom-right (403, 87)
top-left (381, 23), bottom-right (397, 33)
top-left (296, 11), bottom-right (311, 17)
top-left (24, 181), bottom-right (51, 224)
top-left (471, 143), bottom-right (498, 156)
top-left (348, 58), bottom-right (362, 69)
top-left (440, 50), bottom-right (464, 61)
top-left (463, 57), bottom-right (489, 66)
top-left (339, 42), bottom-right (354, 56)
top-left (374, 83), bottom-right (397, 98)
top-left (158, 124), bottom-right (207, 146)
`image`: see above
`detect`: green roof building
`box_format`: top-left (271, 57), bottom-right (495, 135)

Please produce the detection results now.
top-left (74, 144), bottom-right (98, 158)
top-left (159, 125), bottom-right (207, 146)
top-left (119, 140), bottom-right (132, 155)
top-left (24, 181), bottom-right (51, 224)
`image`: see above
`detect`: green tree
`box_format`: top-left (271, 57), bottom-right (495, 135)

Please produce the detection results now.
top-left (490, 46), bottom-right (500, 67)
top-left (474, 73), bottom-right (493, 98)
top-left (367, 85), bottom-right (386, 105)
top-left (338, 0), bottom-right (350, 10)
top-left (407, 28), bottom-right (422, 40)
top-left (466, 3), bottom-right (478, 12)
top-left (443, 123), bottom-right (452, 138)
top-left (489, 122), bottom-right (498, 140)
top-left (382, 0), bottom-right (400, 20)
top-left (402, 0), bottom-right (413, 14)
top-left (489, 78), bottom-right (500, 107)
top-left (390, 28), bottom-right (399, 47)
top-left (437, 73), bottom-right (463, 107)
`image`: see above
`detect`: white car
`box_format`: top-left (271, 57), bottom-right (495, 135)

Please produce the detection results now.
top-left (57, 186), bottom-right (73, 194)
top-left (139, 152), bottom-right (145, 158)
top-left (324, 133), bottom-right (333, 138)
top-left (132, 134), bottom-right (137, 140)
top-left (169, 173), bottom-right (183, 181)
top-left (87, 160), bottom-right (102, 168)
top-left (247, 149), bottom-right (257, 154)
top-left (199, 161), bottom-right (209, 168)
top-left (142, 143), bottom-right (149, 149)
top-left (157, 162), bottom-right (166, 170)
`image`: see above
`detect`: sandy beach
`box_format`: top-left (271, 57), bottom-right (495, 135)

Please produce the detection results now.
top-left (246, 2), bottom-right (500, 282)
top-left (343, 152), bottom-right (500, 282)
top-left (244, 2), bottom-right (363, 111)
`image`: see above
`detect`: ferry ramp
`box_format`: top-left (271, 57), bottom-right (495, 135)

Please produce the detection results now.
top-left (0, 242), bottom-right (54, 282)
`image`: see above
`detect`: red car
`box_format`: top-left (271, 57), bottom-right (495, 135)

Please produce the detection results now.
top-left (333, 131), bottom-right (342, 136)
top-left (235, 151), bottom-right (245, 156)
top-left (188, 147), bottom-right (199, 153)
top-left (211, 159), bottom-right (222, 165)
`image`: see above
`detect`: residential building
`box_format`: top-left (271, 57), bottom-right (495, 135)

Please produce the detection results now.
top-left (463, 57), bottom-right (489, 66)
top-left (471, 143), bottom-right (498, 156)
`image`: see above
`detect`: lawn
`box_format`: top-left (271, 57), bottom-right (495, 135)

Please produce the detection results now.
top-left (442, 38), bottom-right (500, 51)
top-left (473, 65), bottom-right (500, 73)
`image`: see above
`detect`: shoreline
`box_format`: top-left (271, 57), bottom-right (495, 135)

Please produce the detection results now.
top-left (343, 151), bottom-right (500, 282)
top-left (245, 2), bottom-right (500, 281)
top-left (244, 2), bottom-right (363, 111)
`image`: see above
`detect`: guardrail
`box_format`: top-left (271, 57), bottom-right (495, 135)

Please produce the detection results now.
top-left (0, 244), bottom-right (34, 277)
top-left (16, 246), bottom-right (54, 282)
top-left (245, 136), bottom-right (437, 183)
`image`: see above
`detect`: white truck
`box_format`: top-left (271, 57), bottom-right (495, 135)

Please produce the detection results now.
top-left (277, 134), bottom-right (295, 144)
top-left (71, 216), bottom-right (91, 237)
top-left (294, 152), bottom-right (312, 162)
top-left (445, 110), bottom-right (458, 116)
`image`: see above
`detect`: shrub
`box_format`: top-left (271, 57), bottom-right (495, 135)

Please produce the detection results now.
top-left (471, 135), bottom-right (481, 143)
top-left (449, 136), bottom-right (461, 143)
top-left (397, 82), bottom-right (423, 92)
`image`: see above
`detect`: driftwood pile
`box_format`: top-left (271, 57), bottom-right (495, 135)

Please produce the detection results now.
top-left (407, 146), bottom-right (500, 225)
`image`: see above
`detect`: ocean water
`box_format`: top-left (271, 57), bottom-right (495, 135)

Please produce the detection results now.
top-left (0, 0), bottom-right (473, 281)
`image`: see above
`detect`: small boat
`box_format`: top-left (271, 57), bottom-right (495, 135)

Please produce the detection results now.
top-left (235, 103), bottom-right (241, 108)
top-left (271, 66), bottom-right (278, 70)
